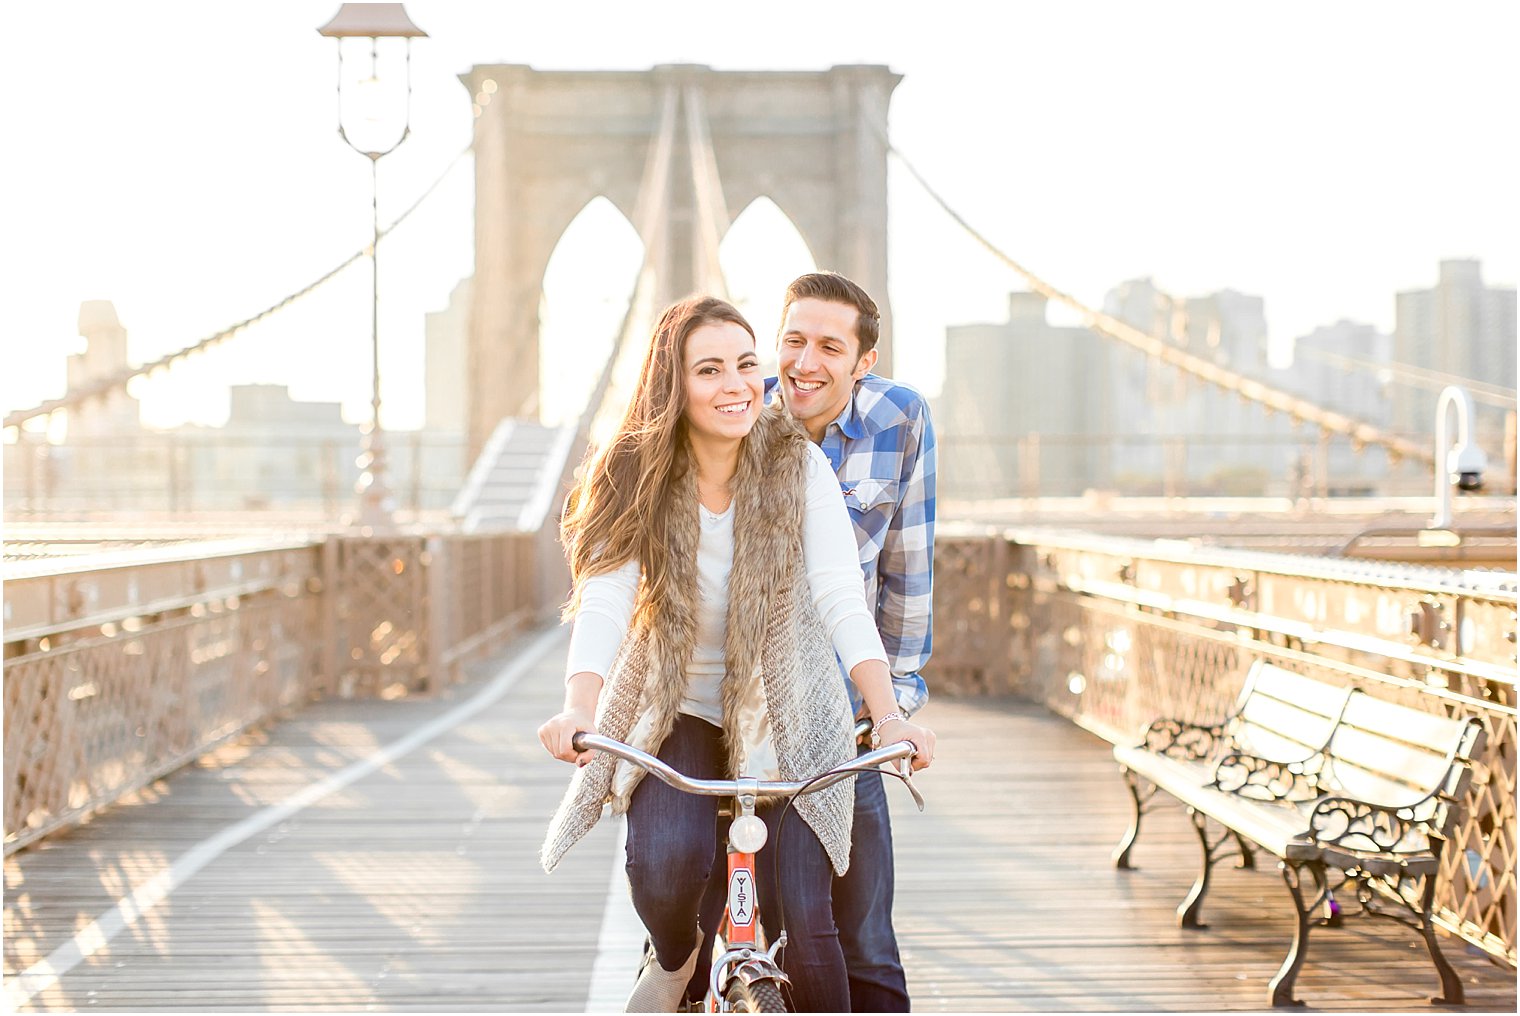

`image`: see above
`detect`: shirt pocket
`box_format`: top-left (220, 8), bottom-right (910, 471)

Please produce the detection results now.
top-left (843, 477), bottom-right (899, 515)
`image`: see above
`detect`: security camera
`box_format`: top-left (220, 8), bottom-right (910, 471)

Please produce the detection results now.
top-left (1447, 442), bottom-right (1488, 493)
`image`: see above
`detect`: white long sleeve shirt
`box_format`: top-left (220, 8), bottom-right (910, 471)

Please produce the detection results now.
top-left (566, 442), bottom-right (887, 725)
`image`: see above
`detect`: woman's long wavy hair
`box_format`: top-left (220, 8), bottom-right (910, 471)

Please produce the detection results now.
top-left (560, 296), bottom-right (756, 620)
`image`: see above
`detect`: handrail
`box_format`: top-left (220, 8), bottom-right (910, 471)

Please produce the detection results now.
top-left (1337, 525), bottom-right (1520, 559)
top-left (989, 523), bottom-right (1518, 599)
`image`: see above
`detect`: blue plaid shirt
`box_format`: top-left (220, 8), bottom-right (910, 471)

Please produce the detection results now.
top-left (766, 374), bottom-right (936, 718)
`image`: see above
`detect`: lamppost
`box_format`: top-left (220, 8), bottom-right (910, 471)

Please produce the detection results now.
top-left (317, 3), bottom-right (427, 529)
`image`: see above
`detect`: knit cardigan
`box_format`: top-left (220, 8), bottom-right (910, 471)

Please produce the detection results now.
top-left (540, 404), bottom-right (857, 875)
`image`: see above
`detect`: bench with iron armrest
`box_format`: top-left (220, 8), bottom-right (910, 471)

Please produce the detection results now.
top-left (1111, 660), bottom-right (1486, 1007)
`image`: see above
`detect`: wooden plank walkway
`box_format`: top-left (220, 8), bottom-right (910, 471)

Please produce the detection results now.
top-left (5, 626), bottom-right (1515, 1012)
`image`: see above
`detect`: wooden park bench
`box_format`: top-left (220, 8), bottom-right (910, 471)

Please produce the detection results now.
top-left (1111, 660), bottom-right (1486, 1007)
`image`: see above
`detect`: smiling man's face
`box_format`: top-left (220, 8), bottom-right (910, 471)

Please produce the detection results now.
top-left (776, 298), bottom-right (877, 442)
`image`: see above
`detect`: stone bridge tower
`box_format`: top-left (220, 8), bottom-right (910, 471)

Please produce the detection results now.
top-left (460, 63), bottom-right (900, 456)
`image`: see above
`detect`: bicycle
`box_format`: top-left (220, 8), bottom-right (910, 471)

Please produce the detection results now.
top-left (571, 723), bottom-right (923, 1012)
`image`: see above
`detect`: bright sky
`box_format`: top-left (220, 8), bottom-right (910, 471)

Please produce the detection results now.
top-left (4, 0), bottom-right (1516, 432)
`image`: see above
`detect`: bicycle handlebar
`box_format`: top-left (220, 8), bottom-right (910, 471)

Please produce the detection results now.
top-left (570, 730), bottom-right (917, 799)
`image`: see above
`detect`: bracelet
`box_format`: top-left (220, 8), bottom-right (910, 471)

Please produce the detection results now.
top-left (870, 711), bottom-right (904, 748)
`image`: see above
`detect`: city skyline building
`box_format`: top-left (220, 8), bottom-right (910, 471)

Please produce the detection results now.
top-left (3, 302), bottom-right (465, 513)
top-left (1392, 259), bottom-right (1517, 448)
top-left (1282, 320), bottom-right (1393, 495)
top-left (938, 290), bottom-right (1113, 498)
top-left (183, 384), bottom-right (359, 509)
top-left (1288, 320), bottom-right (1391, 427)
top-left (937, 279), bottom-right (1314, 499)
top-left (65, 300), bottom-right (143, 440)
top-left (935, 263), bottom-right (1511, 501)
top-left (1102, 278), bottom-right (1295, 495)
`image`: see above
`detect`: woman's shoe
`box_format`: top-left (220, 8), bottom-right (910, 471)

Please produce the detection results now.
top-left (625, 929), bottom-right (701, 1012)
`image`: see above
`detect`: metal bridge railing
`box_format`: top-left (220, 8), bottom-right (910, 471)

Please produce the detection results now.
top-left (931, 525), bottom-right (1518, 965)
top-left (2, 530), bottom-right (541, 854)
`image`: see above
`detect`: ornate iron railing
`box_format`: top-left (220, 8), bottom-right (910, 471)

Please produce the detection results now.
top-left (931, 526), bottom-right (1518, 964)
top-left (2, 531), bottom-right (540, 853)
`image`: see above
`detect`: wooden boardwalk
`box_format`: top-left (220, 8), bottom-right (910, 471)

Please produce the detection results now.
top-left (5, 627), bottom-right (1515, 1012)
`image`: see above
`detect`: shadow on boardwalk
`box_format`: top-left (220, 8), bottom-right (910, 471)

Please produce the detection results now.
top-left (5, 627), bottom-right (1515, 1012)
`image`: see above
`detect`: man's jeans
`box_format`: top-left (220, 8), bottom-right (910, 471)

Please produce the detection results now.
top-left (835, 748), bottom-right (911, 1011)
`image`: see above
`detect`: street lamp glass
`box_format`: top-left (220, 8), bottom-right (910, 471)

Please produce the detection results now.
top-left (319, 4), bottom-right (425, 159)
top-left (352, 73), bottom-right (390, 125)
top-left (334, 37), bottom-right (411, 157)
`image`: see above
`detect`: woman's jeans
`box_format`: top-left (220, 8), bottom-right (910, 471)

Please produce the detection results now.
top-left (624, 713), bottom-right (849, 1012)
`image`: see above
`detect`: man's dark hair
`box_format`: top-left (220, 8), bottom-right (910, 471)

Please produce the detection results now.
top-left (780, 272), bottom-right (881, 358)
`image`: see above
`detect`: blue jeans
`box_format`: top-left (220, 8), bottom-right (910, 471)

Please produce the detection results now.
top-left (834, 747), bottom-right (910, 1011)
top-left (626, 714), bottom-right (849, 1012)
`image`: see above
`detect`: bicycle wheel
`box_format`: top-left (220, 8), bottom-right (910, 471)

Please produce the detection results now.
top-left (724, 976), bottom-right (789, 1012)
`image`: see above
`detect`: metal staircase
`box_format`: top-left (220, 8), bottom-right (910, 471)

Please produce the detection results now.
top-left (451, 418), bottom-right (578, 532)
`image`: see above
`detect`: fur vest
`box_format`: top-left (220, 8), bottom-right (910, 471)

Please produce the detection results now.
top-left (540, 404), bottom-right (857, 875)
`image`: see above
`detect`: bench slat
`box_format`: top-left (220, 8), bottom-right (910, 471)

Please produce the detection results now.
top-left (1328, 727), bottom-right (1457, 804)
top-left (1234, 726), bottom-right (1326, 764)
top-left (1246, 663), bottom-right (1352, 720)
top-left (1237, 696), bottom-right (1341, 755)
top-left (1337, 693), bottom-right (1475, 755)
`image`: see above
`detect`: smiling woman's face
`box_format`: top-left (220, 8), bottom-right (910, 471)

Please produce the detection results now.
top-left (682, 321), bottom-right (763, 443)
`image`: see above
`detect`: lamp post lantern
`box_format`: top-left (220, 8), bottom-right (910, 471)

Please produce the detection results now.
top-left (317, 3), bottom-right (427, 529)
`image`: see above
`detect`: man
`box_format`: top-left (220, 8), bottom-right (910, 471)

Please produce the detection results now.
top-left (768, 271), bottom-right (937, 1012)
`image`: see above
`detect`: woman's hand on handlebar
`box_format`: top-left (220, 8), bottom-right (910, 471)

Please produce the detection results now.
top-left (877, 717), bottom-right (936, 772)
top-left (541, 671), bottom-right (603, 766)
top-left (538, 707), bottom-right (598, 766)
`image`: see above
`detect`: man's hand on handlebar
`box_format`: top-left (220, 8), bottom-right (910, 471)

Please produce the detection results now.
top-left (538, 707), bottom-right (598, 767)
top-left (877, 716), bottom-right (936, 773)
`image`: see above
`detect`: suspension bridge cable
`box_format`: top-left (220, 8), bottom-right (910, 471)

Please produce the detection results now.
top-left (881, 136), bottom-right (1434, 466)
top-left (4, 143), bottom-right (474, 433)
top-left (1295, 345), bottom-right (1517, 409)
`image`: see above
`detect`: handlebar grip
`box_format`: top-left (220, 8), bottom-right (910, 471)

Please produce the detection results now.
top-left (571, 731), bottom-right (589, 752)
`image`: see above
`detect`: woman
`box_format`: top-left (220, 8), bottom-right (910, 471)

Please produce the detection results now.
top-left (539, 297), bottom-right (933, 1012)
